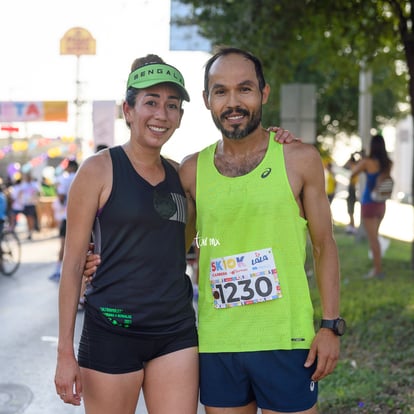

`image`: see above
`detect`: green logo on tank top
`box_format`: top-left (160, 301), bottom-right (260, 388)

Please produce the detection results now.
top-left (100, 307), bottom-right (132, 328)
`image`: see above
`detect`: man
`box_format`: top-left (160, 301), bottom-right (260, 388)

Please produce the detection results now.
top-left (178, 47), bottom-right (342, 414)
top-left (85, 47), bottom-right (342, 413)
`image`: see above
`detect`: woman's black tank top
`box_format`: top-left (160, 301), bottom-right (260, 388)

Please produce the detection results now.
top-left (85, 146), bottom-right (195, 335)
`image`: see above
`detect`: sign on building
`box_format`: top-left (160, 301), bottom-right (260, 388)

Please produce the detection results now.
top-left (60, 27), bottom-right (96, 56)
top-left (281, 84), bottom-right (316, 144)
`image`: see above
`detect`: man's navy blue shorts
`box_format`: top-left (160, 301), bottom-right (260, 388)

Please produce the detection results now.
top-left (77, 307), bottom-right (198, 374)
top-left (199, 350), bottom-right (318, 412)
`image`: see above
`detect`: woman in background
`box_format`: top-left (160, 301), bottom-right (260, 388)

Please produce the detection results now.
top-left (351, 134), bottom-right (393, 279)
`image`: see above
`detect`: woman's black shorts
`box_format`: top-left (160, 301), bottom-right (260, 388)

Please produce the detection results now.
top-left (78, 308), bottom-right (198, 374)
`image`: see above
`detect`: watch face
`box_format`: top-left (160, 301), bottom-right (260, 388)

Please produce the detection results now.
top-left (336, 318), bottom-right (346, 335)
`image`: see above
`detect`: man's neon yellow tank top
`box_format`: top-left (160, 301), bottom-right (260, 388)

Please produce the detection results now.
top-left (196, 133), bottom-right (315, 353)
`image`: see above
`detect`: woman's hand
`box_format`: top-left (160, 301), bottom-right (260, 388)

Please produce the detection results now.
top-left (268, 126), bottom-right (301, 143)
top-left (54, 353), bottom-right (82, 406)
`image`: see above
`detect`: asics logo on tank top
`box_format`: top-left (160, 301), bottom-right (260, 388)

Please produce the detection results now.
top-left (261, 168), bottom-right (272, 178)
top-left (153, 190), bottom-right (187, 223)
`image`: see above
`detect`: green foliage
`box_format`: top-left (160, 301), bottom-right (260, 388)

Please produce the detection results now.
top-left (176, 0), bottom-right (412, 138)
top-left (308, 227), bottom-right (414, 413)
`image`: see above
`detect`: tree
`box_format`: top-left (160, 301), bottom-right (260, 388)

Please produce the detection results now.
top-left (176, 1), bottom-right (408, 133)
top-left (176, 0), bottom-right (414, 268)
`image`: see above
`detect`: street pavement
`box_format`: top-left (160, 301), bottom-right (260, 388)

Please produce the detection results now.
top-left (0, 231), bottom-right (205, 414)
top-left (0, 199), bottom-right (412, 414)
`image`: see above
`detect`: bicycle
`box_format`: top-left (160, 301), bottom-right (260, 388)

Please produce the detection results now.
top-left (0, 228), bottom-right (21, 276)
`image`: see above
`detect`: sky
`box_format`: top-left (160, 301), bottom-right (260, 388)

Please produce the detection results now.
top-left (0, 0), bottom-right (217, 161)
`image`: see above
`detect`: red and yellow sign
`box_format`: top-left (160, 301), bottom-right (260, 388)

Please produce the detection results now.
top-left (60, 27), bottom-right (96, 56)
top-left (0, 101), bottom-right (68, 122)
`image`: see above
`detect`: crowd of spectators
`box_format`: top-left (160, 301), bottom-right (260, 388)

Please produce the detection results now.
top-left (0, 159), bottom-right (78, 241)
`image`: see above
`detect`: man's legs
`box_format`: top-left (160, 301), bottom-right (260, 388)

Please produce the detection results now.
top-left (205, 402), bottom-right (257, 414)
top-left (205, 401), bottom-right (317, 414)
top-left (201, 351), bottom-right (317, 414)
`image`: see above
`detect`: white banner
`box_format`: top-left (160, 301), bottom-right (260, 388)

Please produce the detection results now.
top-left (92, 101), bottom-right (116, 150)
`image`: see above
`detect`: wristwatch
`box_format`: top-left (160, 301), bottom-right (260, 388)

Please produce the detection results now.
top-left (320, 317), bottom-right (346, 336)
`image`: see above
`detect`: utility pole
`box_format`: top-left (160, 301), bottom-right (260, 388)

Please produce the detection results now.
top-left (358, 66), bottom-right (373, 151)
top-left (356, 65), bottom-right (373, 241)
top-left (60, 27), bottom-right (96, 158)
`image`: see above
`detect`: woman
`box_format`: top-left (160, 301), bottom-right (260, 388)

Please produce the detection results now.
top-left (54, 55), bottom-right (199, 414)
top-left (351, 134), bottom-right (393, 279)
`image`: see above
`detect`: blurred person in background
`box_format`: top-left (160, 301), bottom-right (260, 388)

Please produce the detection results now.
top-left (325, 162), bottom-right (337, 204)
top-left (49, 160), bottom-right (78, 281)
top-left (38, 176), bottom-right (58, 230)
top-left (18, 172), bottom-right (40, 240)
top-left (8, 175), bottom-right (23, 232)
top-left (351, 134), bottom-right (393, 279)
top-left (343, 152), bottom-right (361, 234)
top-left (0, 179), bottom-right (8, 236)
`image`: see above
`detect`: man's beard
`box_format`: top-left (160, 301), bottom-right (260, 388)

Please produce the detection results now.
top-left (212, 107), bottom-right (262, 140)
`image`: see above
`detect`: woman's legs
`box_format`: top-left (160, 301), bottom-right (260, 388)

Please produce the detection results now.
top-left (363, 216), bottom-right (383, 275)
top-left (80, 368), bottom-right (143, 414)
top-left (143, 346), bottom-right (199, 414)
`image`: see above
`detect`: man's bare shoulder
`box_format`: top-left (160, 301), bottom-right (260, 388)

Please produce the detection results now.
top-left (284, 141), bottom-right (321, 164)
top-left (282, 142), bottom-right (325, 190)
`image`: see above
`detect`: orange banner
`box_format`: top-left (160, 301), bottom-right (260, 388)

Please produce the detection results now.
top-left (43, 101), bottom-right (68, 121)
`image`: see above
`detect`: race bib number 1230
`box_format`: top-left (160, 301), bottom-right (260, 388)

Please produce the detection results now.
top-left (210, 248), bottom-right (282, 309)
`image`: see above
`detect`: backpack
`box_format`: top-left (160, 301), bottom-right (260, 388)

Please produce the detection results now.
top-left (371, 172), bottom-right (394, 202)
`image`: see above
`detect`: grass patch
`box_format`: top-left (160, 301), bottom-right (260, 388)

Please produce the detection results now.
top-left (309, 225), bottom-right (414, 413)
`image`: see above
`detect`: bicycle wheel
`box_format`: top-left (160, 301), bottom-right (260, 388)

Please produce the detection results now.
top-left (1, 230), bottom-right (21, 276)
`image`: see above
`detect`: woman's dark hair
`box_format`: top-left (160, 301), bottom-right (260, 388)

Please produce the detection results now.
top-left (125, 54), bottom-right (165, 108)
top-left (369, 134), bottom-right (392, 173)
top-left (124, 54), bottom-right (167, 128)
top-left (203, 46), bottom-right (266, 95)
